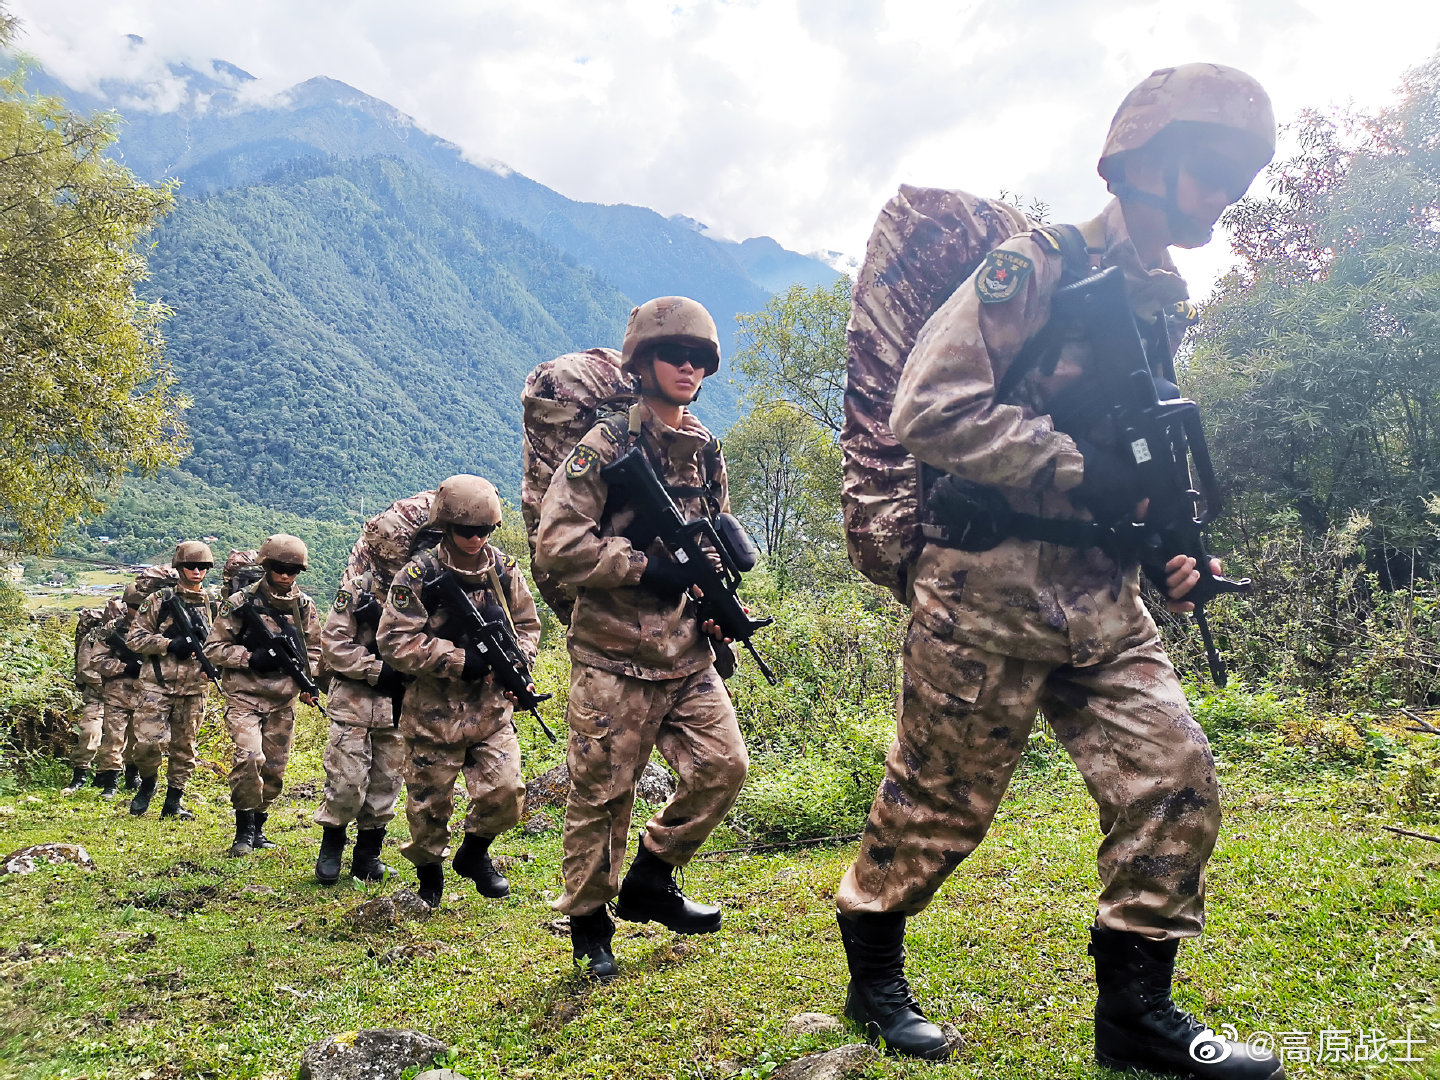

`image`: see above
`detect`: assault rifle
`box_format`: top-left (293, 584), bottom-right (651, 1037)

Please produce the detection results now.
top-left (163, 593), bottom-right (224, 692)
top-left (105, 627), bottom-right (146, 679)
top-left (426, 571), bottom-right (555, 742)
top-left (238, 600), bottom-right (329, 717)
top-left (600, 443), bottom-right (777, 684)
top-left (1050, 265), bottom-right (1250, 686)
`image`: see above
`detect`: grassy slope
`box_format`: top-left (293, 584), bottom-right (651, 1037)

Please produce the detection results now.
top-left (0, 712), bottom-right (1435, 1080)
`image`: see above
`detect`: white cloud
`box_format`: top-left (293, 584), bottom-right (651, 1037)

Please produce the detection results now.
top-left (10, 0), bottom-right (1440, 298)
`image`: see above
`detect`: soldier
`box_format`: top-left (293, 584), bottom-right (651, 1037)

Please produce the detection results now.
top-left (314, 566), bottom-right (407, 885)
top-left (534, 296), bottom-right (749, 981)
top-left (204, 534), bottom-right (324, 858)
top-left (60, 602), bottom-right (117, 793)
top-left (375, 475), bottom-right (540, 909)
top-left (125, 542), bottom-right (216, 819)
top-left (223, 549), bottom-right (262, 598)
top-left (90, 585), bottom-right (147, 799)
top-left (833, 65), bottom-right (1284, 1078)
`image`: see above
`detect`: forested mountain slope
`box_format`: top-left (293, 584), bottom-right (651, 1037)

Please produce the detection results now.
top-left (143, 155), bottom-right (631, 517)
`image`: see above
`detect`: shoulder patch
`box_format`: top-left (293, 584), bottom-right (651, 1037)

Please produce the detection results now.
top-left (391, 584), bottom-right (417, 612)
top-left (975, 249), bottom-right (1034, 304)
top-left (404, 562), bottom-right (425, 582)
top-left (218, 597), bottom-right (235, 617)
top-left (565, 444), bottom-right (600, 480)
top-left (333, 589), bottom-right (352, 613)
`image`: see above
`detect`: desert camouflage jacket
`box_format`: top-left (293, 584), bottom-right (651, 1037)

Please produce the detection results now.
top-left (534, 399), bottom-right (726, 681)
top-left (205, 580), bottom-right (323, 708)
top-left (96, 610), bottom-right (145, 707)
top-left (375, 542), bottom-right (540, 746)
top-left (322, 568), bottom-right (398, 729)
top-left (127, 585), bottom-right (218, 698)
top-left (893, 197), bottom-right (1189, 666)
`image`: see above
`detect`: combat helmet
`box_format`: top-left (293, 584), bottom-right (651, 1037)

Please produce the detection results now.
top-left (123, 584), bottom-right (144, 607)
top-left (171, 540), bottom-right (214, 568)
top-left (428, 475), bottom-right (502, 529)
top-left (258, 533), bottom-right (309, 570)
top-left (620, 296), bottom-right (721, 377)
top-left (1099, 63), bottom-right (1275, 191)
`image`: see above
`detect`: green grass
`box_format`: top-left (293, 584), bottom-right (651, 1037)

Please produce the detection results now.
top-left (0, 711), bottom-right (1436, 1080)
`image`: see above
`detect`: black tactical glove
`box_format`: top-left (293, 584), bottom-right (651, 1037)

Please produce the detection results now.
top-left (247, 648), bottom-right (283, 674)
top-left (460, 645), bottom-right (490, 683)
top-left (374, 662), bottom-right (406, 695)
top-left (166, 637), bottom-right (195, 659)
top-left (1072, 438), bottom-right (1142, 526)
top-left (123, 660), bottom-right (143, 679)
top-left (639, 555), bottom-right (694, 600)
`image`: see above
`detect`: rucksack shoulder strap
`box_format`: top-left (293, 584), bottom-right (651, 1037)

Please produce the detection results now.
top-left (993, 223), bottom-right (1095, 402)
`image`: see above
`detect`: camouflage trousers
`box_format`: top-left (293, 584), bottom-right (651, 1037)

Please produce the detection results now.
top-left (68, 690), bottom-right (105, 768)
top-left (836, 620), bottom-right (1220, 940)
top-left (399, 728), bottom-right (524, 866)
top-left (94, 706), bottom-right (136, 773)
top-left (225, 701), bottom-right (296, 812)
top-left (554, 662), bottom-right (749, 916)
top-left (315, 721), bottom-right (406, 830)
top-left (130, 690), bottom-right (205, 790)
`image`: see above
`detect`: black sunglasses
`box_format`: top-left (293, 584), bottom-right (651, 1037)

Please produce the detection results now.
top-left (650, 343), bottom-right (715, 372)
top-left (266, 561), bottom-right (306, 576)
top-left (450, 523), bottom-right (498, 539)
top-left (177, 562), bottom-right (213, 572)
top-left (1180, 152), bottom-right (1252, 203)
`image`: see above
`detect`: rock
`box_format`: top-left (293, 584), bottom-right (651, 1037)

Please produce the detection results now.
top-left (521, 811), bottom-right (555, 835)
top-left (635, 761), bottom-right (676, 804)
top-left (1, 843), bottom-right (96, 875)
top-left (413, 1072), bottom-right (469, 1080)
top-left (298, 1029), bottom-right (447, 1080)
top-left (241, 883), bottom-right (277, 896)
top-left (525, 760), bottom-right (674, 812)
top-left (940, 1022), bottom-right (964, 1053)
top-left (783, 1012), bottom-right (845, 1035)
top-left (541, 916), bottom-right (571, 938)
top-left (772, 1044), bottom-right (880, 1080)
top-left (490, 853), bottom-right (533, 873)
top-left (345, 891), bottom-right (431, 931)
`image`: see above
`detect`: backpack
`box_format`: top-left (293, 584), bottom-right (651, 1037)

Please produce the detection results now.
top-left (520, 348), bottom-right (637, 621)
top-left (842, 185), bottom-right (1089, 600)
top-left (344, 491), bottom-right (439, 587)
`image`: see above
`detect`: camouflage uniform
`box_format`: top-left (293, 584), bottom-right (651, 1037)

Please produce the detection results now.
top-left (317, 569), bottom-right (405, 830)
top-left (534, 399), bottom-right (749, 915)
top-left (204, 579), bottom-right (323, 812)
top-left (126, 586), bottom-right (215, 789)
top-left (836, 198), bottom-right (1219, 940)
top-left (69, 622), bottom-right (109, 769)
top-left (94, 609), bottom-right (144, 773)
top-left (375, 543), bottom-right (540, 866)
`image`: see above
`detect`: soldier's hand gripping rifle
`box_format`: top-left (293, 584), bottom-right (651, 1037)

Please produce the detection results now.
top-left (163, 593), bottom-right (225, 693)
top-left (426, 571), bottom-right (556, 742)
top-left (105, 627), bottom-right (146, 680)
top-left (1050, 265), bottom-right (1251, 686)
top-left (600, 442), bottom-right (777, 685)
top-left (238, 600), bottom-right (329, 717)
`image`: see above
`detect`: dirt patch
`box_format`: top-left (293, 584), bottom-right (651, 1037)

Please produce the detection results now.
top-left (125, 884), bottom-right (221, 913)
top-left (158, 860), bottom-right (223, 879)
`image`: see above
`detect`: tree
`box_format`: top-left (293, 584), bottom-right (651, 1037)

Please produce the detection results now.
top-left (725, 402), bottom-right (847, 594)
top-left (732, 276), bottom-right (850, 433)
top-left (1190, 52), bottom-right (1440, 554)
top-left (0, 10), bottom-right (187, 553)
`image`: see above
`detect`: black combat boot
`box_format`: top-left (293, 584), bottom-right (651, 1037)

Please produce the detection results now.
top-left (613, 839), bottom-right (721, 933)
top-left (90, 769), bottom-right (107, 789)
top-left (1090, 926), bottom-right (1285, 1079)
top-left (570, 907), bottom-right (618, 981)
top-left (837, 912), bottom-right (952, 1060)
top-left (61, 767), bottom-right (90, 794)
top-left (160, 786), bottom-right (192, 820)
top-left (350, 827), bottom-right (391, 883)
top-left (128, 774), bottom-right (158, 816)
top-left (415, 862), bottom-right (445, 908)
top-left (123, 764), bottom-right (139, 791)
top-left (95, 770), bottom-right (120, 799)
top-left (315, 825), bottom-right (347, 885)
top-left (451, 833), bottom-right (509, 898)
top-left (251, 811), bottom-right (277, 849)
top-left (228, 809), bottom-right (256, 858)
